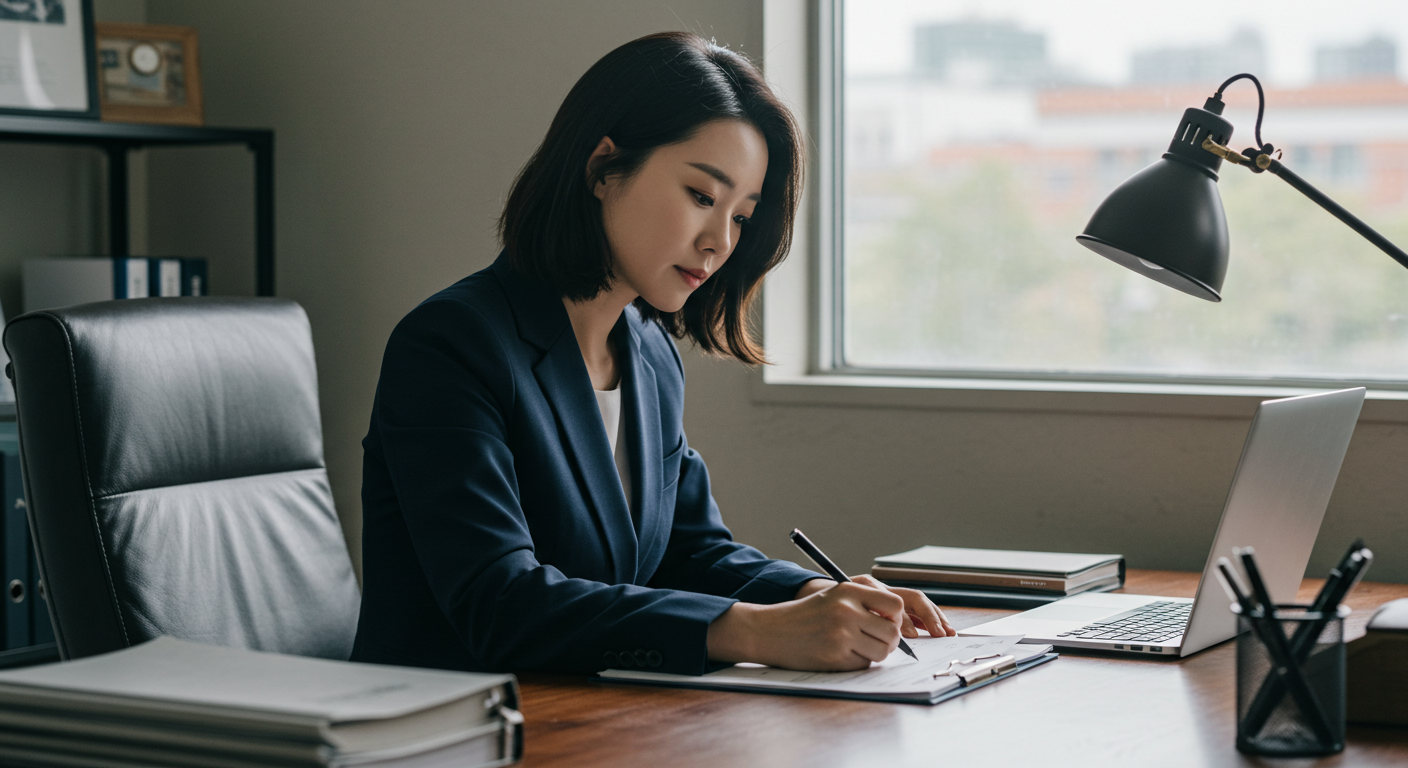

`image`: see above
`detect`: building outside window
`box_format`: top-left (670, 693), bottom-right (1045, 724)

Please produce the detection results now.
top-left (837, 1), bottom-right (1408, 386)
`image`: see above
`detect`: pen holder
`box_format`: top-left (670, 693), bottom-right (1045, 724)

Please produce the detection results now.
top-left (1235, 604), bottom-right (1348, 757)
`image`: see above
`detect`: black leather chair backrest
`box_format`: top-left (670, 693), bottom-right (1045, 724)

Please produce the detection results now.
top-left (3, 298), bottom-right (360, 661)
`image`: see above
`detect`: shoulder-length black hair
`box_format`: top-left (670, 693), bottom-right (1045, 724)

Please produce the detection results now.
top-left (498, 31), bottom-right (803, 365)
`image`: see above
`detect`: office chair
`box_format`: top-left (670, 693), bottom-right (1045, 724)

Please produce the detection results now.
top-left (3, 298), bottom-right (361, 661)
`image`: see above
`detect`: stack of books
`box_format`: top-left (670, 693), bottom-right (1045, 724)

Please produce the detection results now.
top-left (0, 637), bottom-right (523, 767)
top-left (873, 545), bottom-right (1125, 609)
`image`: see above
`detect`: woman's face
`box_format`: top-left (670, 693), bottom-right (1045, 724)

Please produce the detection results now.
top-left (592, 119), bottom-right (768, 313)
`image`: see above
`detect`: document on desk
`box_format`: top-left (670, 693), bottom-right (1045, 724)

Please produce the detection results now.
top-left (598, 635), bottom-right (1056, 704)
top-left (0, 637), bottom-right (523, 767)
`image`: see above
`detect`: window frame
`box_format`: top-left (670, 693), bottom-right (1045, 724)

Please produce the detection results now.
top-left (756, 0), bottom-right (1408, 422)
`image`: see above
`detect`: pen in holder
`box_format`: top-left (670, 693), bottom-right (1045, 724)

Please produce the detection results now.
top-left (1235, 603), bottom-right (1349, 757)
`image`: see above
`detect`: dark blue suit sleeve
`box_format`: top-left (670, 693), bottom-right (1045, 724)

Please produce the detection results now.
top-left (647, 442), bottom-right (826, 603)
top-left (374, 297), bottom-right (736, 675)
top-left (643, 328), bottom-right (826, 603)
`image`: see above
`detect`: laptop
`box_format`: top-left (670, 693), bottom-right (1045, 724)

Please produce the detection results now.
top-left (959, 387), bottom-right (1365, 657)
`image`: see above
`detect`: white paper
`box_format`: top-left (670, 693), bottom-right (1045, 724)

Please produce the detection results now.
top-left (604, 635), bottom-right (1040, 697)
top-left (0, 637), bottom-right (511, 723)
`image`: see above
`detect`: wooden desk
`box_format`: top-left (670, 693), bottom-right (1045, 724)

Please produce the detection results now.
top-left (516, 570), bottom-right (1408, 767)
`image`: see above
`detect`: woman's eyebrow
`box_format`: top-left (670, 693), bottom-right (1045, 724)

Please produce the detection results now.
top-left (688, 162), bottom-right (763, 202)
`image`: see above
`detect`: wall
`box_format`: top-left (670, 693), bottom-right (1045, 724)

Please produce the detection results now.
top-left (0, 0), bottom-right (146, 320)
top-left (120, 0), bottom-right (1408, 584)
top-left (140, 0), bottom-right (768, 576)
top-left (0, 144), bottom-right (101, 317)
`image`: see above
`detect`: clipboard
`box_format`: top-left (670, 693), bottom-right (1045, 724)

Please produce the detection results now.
top-left (596, 636), bottom-right (1058, 705)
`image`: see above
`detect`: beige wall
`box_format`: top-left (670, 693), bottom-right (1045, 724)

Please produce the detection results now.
top-left (138, 0), bottom-right (769, 576)
top-left (33, 0), bottom-right (1402, 582)
top-left (0, 0), bottom-right (143, 319)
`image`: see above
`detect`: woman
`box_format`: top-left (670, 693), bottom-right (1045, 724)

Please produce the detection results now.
top-left (351, 31), bottom-right (952, 676)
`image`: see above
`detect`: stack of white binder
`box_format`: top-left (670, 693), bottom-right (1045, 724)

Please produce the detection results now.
top-left (0, 637), bottom-right (522, 767)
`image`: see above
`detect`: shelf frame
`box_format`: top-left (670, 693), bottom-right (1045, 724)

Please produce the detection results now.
top-left (0, 115), bottom-right (275, 297)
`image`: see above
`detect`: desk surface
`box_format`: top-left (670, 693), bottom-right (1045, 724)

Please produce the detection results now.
top-left (516, 570), bottom-right (1408, 767)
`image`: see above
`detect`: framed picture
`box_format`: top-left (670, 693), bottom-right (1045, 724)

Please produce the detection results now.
top-left (0, 0), bottom-right (99, 118)
top-left (95, 22), bottom-right (201, 126)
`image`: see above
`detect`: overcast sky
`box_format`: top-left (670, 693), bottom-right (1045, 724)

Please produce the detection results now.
top-left (846, 0), bottom-right (1408, 85)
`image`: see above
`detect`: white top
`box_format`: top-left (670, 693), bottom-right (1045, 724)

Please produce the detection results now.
top-left (593, 386), bottom-right (633, 513)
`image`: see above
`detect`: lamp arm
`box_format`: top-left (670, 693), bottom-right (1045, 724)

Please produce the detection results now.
top-left (1261, 158), bottom-right (1408, 271)
top-left (1201, 136), bottom-right (1408, 271)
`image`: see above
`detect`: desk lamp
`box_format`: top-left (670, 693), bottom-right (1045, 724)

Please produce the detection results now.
top-left (1076, 73), bottom-right (1408, 301)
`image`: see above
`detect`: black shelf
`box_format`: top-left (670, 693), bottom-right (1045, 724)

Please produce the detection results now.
top-left (0, 115), bottom-right (274, 296)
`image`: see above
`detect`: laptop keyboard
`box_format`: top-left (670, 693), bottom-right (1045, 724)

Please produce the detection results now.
top-left (1056, 601), bottom-right (1191, 644)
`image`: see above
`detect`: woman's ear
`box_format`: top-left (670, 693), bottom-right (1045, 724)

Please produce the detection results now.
top-left (587, 136), bottom-right (618, 200)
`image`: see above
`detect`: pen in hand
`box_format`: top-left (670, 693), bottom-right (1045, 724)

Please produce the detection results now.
top-left (790, 528), bottom-right (919, 661)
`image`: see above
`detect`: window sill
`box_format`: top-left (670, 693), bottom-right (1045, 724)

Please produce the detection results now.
top-left (753, 370), bottom-right (1408, 422)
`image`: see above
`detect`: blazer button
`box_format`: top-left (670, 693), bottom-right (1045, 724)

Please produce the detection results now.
top-left (618, 651), bottom-right (635, 668)
top-left (634, 649), bottom-right (650, 667)
top-left (647, 650), bottom-right (663, 668)
top-left (603, 652), bottom-right (619, 668)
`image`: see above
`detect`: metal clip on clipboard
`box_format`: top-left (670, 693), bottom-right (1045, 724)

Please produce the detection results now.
top-left (934, 654), bottom-right (1019, 686)
top-left (957, 654), bottom-right (1017, 685)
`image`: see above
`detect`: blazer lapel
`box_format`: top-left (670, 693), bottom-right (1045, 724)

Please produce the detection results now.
top-left (532, 336), bottom-right (638, 585)
top-left (621, 316), bottom-right (668, 583)
top-left (493, 253), bottom-right (638, 585)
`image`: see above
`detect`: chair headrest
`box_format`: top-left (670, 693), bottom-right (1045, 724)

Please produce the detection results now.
top-left (5, 297), bottom-right (326, 496)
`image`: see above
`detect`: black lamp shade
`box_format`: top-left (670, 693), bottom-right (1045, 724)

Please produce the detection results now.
top-left (1077, 105), bottom-right (1235, 302)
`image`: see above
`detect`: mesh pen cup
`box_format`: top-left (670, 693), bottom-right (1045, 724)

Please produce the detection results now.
top-left (1235, 604), bottom-right (1349, 757)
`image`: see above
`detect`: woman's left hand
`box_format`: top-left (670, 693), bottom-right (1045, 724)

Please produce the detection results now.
top-left (795, 575), bottom-right (955, 637)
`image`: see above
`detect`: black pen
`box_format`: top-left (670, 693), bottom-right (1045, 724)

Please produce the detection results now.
top-left (1317, 535), bottom-right (1362, 603)
top-left (1316, 539), bottom-right (1365, 607)
top-left (1289, 539), bottom-right (1367, 659)
top-left (1235, 545), bottom-right (1366, 741)
top-left (1215, 557), bottom-right (1257, 617)
top-left (1236, 547), bottom-right (1276, 615)
top-left (790, 529), bottom-right (918, 660)
top-left (1242, 546), bottom-right (1367, 732)
top-left (1302, 538), bottom-right (1363, 619)
top-left (1231, 548), bottom-right (1338, 744)
top-left (1321, 550), bottom-right (1372, 617)
top-left (1241, 541), bottom-right (1370, 740)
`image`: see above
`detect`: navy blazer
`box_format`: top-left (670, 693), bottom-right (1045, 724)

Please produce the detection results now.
top-left (351, 252), bottom-right (821, 675)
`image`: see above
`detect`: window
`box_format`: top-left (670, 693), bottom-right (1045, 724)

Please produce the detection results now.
top-left (829, 0), bottom-right (1408, 387)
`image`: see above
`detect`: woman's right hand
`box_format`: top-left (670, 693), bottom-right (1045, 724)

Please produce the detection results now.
top-left (706, 581), bottom-right (905, 671)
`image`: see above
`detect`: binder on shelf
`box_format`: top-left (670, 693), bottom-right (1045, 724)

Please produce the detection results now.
top-left (112, 258), bottom-right (149, 300)
top-left (0, 416), bottom-right (54, 653)
top-left (22, 257), bottom-right (208, 314)
top-left (24, 257), bottom-right (145, 313)
top-left (145, 258), bottom-right (209, 298)
top-left (0, 298), bottom-right (12, 405)
top-left (181, 257), bottom-right (208, 296)
top-left (28, 512), bottom-right (53, 650)
top-left (150, 259), bottom-right (182, 297)
top-left (0, 453), bottom-right (26, 652)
